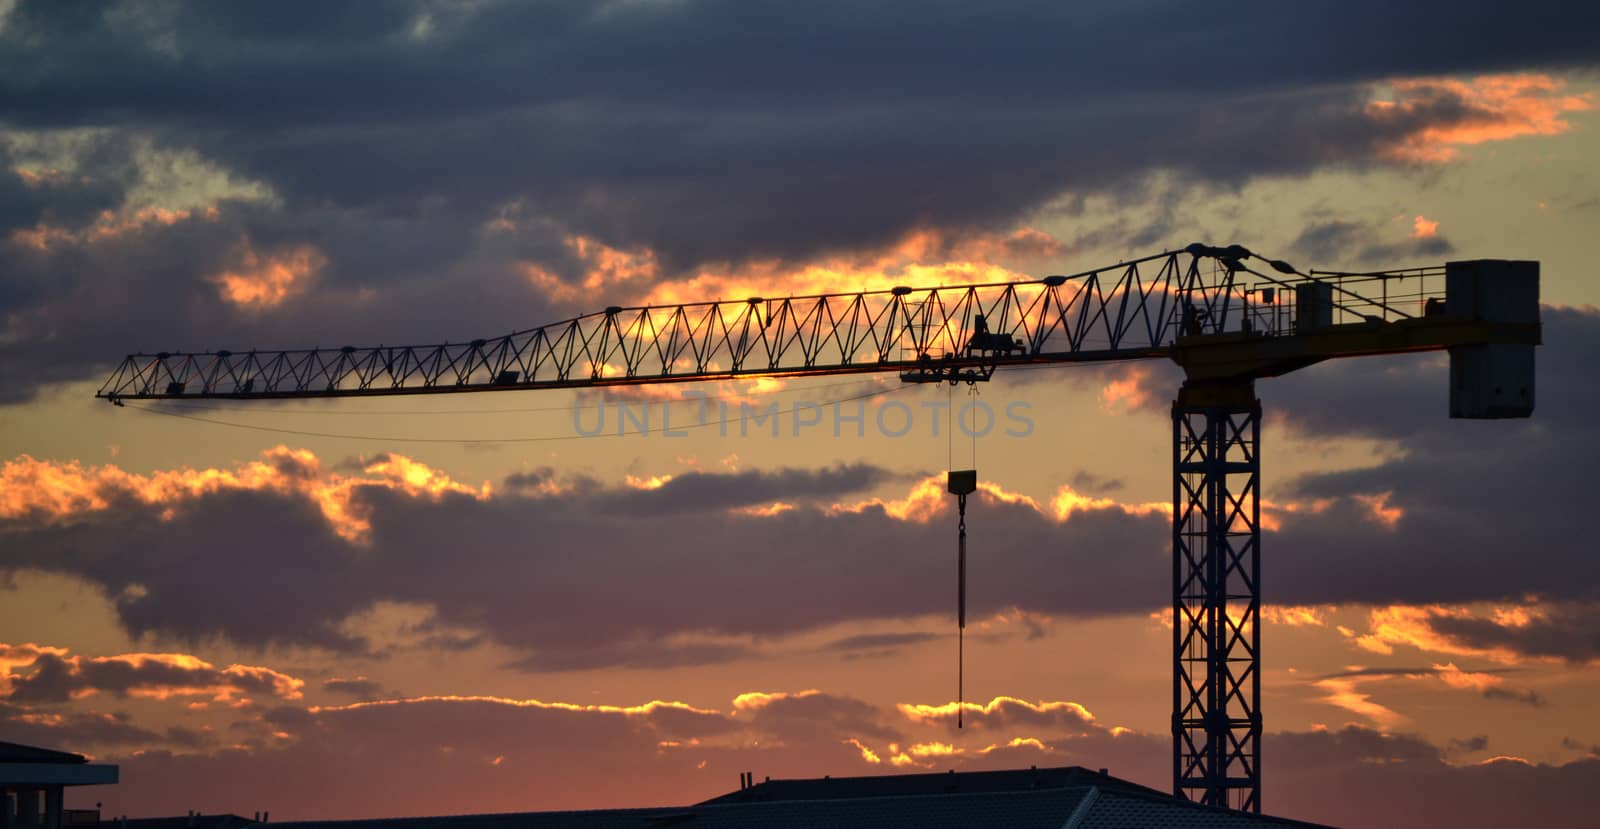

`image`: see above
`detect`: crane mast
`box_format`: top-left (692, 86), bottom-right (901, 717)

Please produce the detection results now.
top-left (97, 245), bottom-right (1541, 813)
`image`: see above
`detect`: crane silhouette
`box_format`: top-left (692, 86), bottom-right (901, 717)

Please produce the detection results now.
top-left (98, 244), bottom-right (1540, 812)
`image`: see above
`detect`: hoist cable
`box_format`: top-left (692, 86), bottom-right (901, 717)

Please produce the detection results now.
top-left (957, 491), bottom-right (967, 729)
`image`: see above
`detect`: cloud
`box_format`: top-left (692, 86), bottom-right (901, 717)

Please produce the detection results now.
top-left (55, 679), bottom-right (1600, 829)
top-left (1352, 601), bottom-right (1600, 665)
top-left (0, 646), bottom-right (303, 705)
top-left (208, 238), bottom-right (324, 309)
top-left (0, 454), bottom-right (1174, 668)
top-left (1310, 661), bottom-right (1544, 723)
top-left (0, 700), bottom-right (164, 748)
top-left (1368, 74), bottom-right (1595, 162)
top-left (898, 696), bottom-right (1097, 734)
top-left (1257, 307), bottom-right (1600, 609)
top-left (1289, 215), bottom-right (1455, 266)
top-left (320, 677), bottom-right (385, 701)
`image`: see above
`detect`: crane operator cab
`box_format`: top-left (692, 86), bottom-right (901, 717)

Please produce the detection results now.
top-left (965, 314), bottom-right (1024, 356)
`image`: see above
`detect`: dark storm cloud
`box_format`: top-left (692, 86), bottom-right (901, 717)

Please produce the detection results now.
top-left (1, 1), bottom-right (1597, 401)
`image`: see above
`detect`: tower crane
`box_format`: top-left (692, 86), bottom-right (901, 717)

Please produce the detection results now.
top-left (97, 244), bottom-right (1541, 813)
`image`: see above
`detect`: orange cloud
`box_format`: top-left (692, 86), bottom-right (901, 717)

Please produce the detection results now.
top-left (731, 689), bottom-right (822, 711)
top-left (0, 447), bottom-right (490, 544)
top-left (1260, 605), bottom-right (1331, 627)
top-left (1351, 491), bottom-right (1404, 529)
top-left (523, 226), bottom-right (1067, 311)
top-left (9, 205), bottom-right (219, 252)
top-left (1049, 485), bottom-right (1168, 522)
top-left (311, 694), bottom-right (719, 718)
top-left (1, 644), bottom-right (304, 702)
top-left (1351, 605), bottom-right (1525, 664)
top-left (843, 737), bottom-right (882, 764)
top-left (1430, 662), bottom-right (1502, 694)
top-left (521, 235), bottom-right (661, 303)
top-left (976, 736), bottom-right (1051, 754)
top-left (1369, 73), bottom-right (1595, 163)
top-left (1411, 215), bottom-right (1440, 239)
top-left (1100, 364), bottom-right (1154, 414)
top-left (210, 239), bottom-right (326, 309)
top-left (831, 474), bottom-right (1164, 527)
top-left (829, 475), bottom-right (948, 522)
top-left (1311, 676), bottom-right (1404, 728)
top-left (897, 695), bottom-right (1096, 727)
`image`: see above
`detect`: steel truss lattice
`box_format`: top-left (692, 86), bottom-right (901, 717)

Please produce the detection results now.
top-left (1172, 386), bottom-right (1262, 813)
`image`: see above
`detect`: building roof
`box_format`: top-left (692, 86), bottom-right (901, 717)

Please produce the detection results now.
top-left (120, 816), bottom-right (260, 829)
top-left (698, 764), bottom-right (1166, 804)
top-left (265, 766), bottom-right (1338, 829)
top-left (0, 740), bottom-right (89, 765)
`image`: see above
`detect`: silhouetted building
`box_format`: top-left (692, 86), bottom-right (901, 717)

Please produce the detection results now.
top-left (255, 765), bottom-right (1335, 828)
top-left (0, 742), bottom-right (118, 829)
top-left (121, 814), bottom-right (260, 829)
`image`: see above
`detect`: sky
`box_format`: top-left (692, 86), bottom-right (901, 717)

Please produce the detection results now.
top-left (1, 2), bottom-right (1598, 827)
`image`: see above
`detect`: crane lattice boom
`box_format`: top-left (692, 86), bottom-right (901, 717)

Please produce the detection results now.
top-left (99, 245), bottom-right (1453, 402)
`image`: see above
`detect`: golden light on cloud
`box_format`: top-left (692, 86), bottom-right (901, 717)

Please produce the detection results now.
top-left (523, 226), bottom-right (1067, 311)
top-left (1411, 215), bottom-right (1440, 239)
top-left (210, 239), bottom-right (326, 309)
top-left (0, 644), bottom-right (304, 702)
top-left (1370, 73), bottom-right (1595, 163)
top-left (0, 447), bottom-right (490, 544)
top-left (731, 501), bottom-right (795, 517)
top-left (1430, 662), bottom-right (1502, 694)
top-left (1259, 605), bottom-right (1330, 627)
top-left (9, 205), bottom-right (219, 252)
top-left (624, 473), bottom-right (674, 490)
top-left (731, 689), bottom-right (821, 711)
top-left (1311, 677), bottom-right (1404, 728)
top-left (843, 737), bottom-right (882, 764)
top-left (310, 694), bottom-right (719, 718)
top-left (1350, 492), bottom-right (1404, 529)
top-left (896, 695), bottom-right (1096, 725)
top-left (829, 475), bottom-right (948, 523)
top-left (1049, 485), bottom-right (1168, 522)
top-left (1100, 365), bottom-right (1154, 414)
top-left (976, 736), bottom-right (1050, 754)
